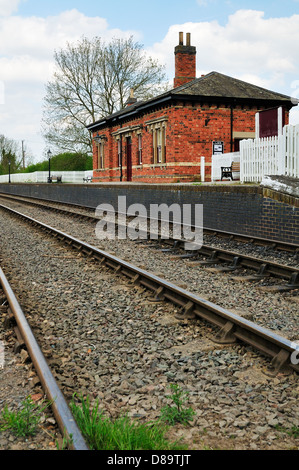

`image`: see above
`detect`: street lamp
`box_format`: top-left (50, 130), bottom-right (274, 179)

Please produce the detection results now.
top-left (47, 150), bottom-right (52, 183)
top-left (8, 159), bottom-right (11, 183)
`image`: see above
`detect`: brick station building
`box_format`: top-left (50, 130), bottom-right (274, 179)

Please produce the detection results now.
top-left (87, 32), bottom-right (296, 183)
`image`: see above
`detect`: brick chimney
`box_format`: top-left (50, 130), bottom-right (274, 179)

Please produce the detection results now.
top-left (174, 32), bottom-right (196, 88)
top-left (126, 88), bottom-right (137, 107)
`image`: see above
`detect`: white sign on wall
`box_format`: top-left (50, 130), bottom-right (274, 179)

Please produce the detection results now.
top-left (213, 141), bottom-right (224, 155)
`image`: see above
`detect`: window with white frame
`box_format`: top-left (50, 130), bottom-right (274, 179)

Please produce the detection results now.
top-left (97, 141), bottom-right (105, 169)
top-left (138, 133), bottom-right (142, 164)
top-left (152, 126), bottom-right (166, 164)
top-left (118, 139), bottom-right (122, 167)
top-left (157, 128), bottom-right (162, 163)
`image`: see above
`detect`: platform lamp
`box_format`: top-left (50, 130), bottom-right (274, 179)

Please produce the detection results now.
top-left (47, 149), bottom-right (52, 183)
top-left (8, 159), bottom-right (11, 183)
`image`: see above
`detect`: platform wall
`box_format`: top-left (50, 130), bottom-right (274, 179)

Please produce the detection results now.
top-left (0, 183), bottom-right (298, 245)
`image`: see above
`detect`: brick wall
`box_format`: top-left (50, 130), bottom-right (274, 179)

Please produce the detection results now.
top-left (92, 101), bottom-right (268, 184)
top-left (0, 183), bottom-right (297, 244)
top-left (173, 32), bottom-right (196, 88)
top-left (174, 51), bottom-right (196, 88)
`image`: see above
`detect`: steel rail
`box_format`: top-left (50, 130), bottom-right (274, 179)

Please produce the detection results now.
top-left (157, 238), bottom-right (299, 274)
top-left (0, 191), bottom-right (298, 254)
top-left (0, 194), bottom-right (298, 286)
top-left (1, 202), bottom-right (298, 377)
top-left (0, 265), bottom-right (89, 450)
top-left (161, 242), bottom-right (299, 288)
top-left (202, 227), bottom-right (299, 253)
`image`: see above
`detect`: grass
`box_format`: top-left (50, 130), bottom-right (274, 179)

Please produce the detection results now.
top-left (69, 394), bottom-right (186, 451)
top-left (0, 384), bottom-right (195, 449)
top-left (0, 396), bottom-right (51, 437)
top-left (275, 425), bottom-right (299, 439)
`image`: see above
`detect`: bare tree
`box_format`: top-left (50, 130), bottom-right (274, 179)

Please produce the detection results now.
top-left (42, 36), bottom-right (169, 154)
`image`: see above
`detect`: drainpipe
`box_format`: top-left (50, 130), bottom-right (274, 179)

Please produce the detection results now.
top-left (120, 124), bottom-right (123, 182)
top-left (230, 105), bottom-right (234, 153)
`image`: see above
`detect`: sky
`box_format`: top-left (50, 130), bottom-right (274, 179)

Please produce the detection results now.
top-left (0, 0), bottom-right (299, 163)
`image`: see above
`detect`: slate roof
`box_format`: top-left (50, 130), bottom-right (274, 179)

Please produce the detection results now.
top-left (173, 71), bottom-right (296, 101)
top-left (87, 71), bottom-right (298, 131)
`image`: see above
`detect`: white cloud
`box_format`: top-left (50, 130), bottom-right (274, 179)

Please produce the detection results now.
top-left (1, 8), bottom-right (299, 161)
top-left (0, 0), bottom-right (23, 16)
top-left (149, 10), bottom-right (299, 93)
top-left (0, 9), bottom-right (137, 59)
top-left (147, 10), bottom-right (299, 127)
top-left (0, 8), bottom-right (140, 160)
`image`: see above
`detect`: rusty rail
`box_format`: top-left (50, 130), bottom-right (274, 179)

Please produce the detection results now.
top-left (0, 266), bottom-right (89, 450)
top-left (1, 202), bottom-right (298, 377)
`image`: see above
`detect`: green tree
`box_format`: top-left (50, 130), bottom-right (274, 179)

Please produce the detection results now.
top-left (24, 152), bottom-right (92, 173)
top-left (0, 135), bottom-right (21, 175)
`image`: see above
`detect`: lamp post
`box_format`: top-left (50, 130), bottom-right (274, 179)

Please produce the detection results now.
top-left (47, 150), bottom-right (52, 183)
top-left (8, 159), bottom-right (11, 183)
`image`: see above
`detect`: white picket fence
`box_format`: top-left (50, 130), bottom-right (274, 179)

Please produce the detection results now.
top-left (0, 170), bottom-right (93, 184)
top-left (240, 124), bottom-right (299, 182)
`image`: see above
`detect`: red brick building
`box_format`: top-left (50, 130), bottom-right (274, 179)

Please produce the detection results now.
top-left (87, 32), bottom-right (296, 183)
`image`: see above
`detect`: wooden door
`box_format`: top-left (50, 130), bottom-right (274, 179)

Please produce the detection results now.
top-left (126, 137), bottom-right (132, 182)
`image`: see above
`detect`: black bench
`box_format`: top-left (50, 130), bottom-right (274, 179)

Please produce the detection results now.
top-left (47, 176), bottom-right (62, 183)
top-left (221, 162), bottom-right (240, 181)
top-left (83, 176), bottom-right (93, 183)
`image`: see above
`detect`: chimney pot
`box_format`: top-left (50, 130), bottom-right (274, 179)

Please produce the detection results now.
top-left (186, 33), bottom-right (191, 46)
top-left (126, 89), bottom-right (137, 107)
top-left (179, 32), bottom-right (184, 45)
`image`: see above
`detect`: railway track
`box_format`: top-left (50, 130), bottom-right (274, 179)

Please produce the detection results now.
top-left (143, 240), bottom-right (299, 292)
top-left (0, 193), bottom-right (298, 292)
top-left (0, 264), bottom-right (89, 450)
top-left (1, 198), bottom-right (299, 450)
top-left (0, 202), bottom-right (298, 378)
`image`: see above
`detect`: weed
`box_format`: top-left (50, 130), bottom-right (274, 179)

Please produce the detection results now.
top-left (55, 430), bottom-right (74, 450)
top-left (0, 396), bottom-right (51, 437)
top-left (275, 425), bottom-right (299, 439)
top-left (160, 384), bottom-right (195, 426)
top-left (69, 394), bottom-right (185, 451)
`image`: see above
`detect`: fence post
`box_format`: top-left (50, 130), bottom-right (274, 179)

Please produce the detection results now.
top-left (278, 128), bottom-right (286, 176)
top-left (295, 125), bottom-right (299, 177)
top-left (201, 157), bottom-right (205, 182)
top-left (240, 141), bottom-right (244, 182)
top-left (255, 113), bottom-right (259, 140)
top-left (278, 107), bottom-right (283, 136)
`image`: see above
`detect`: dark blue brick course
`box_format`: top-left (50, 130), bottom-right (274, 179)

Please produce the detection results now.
top-left (0, 183), bottom-right (298, 245)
